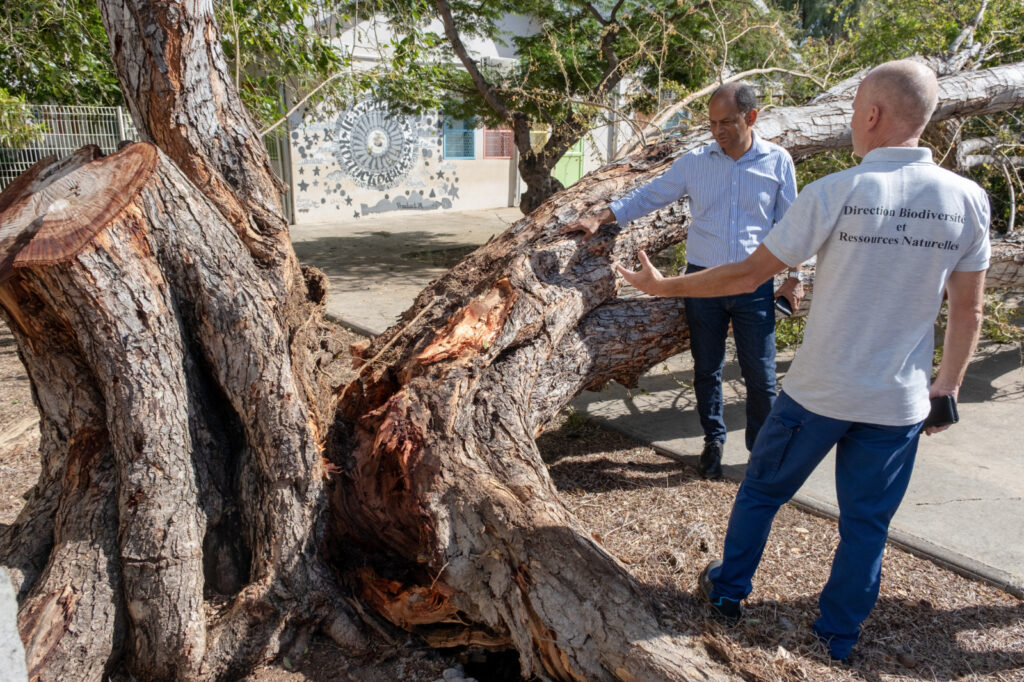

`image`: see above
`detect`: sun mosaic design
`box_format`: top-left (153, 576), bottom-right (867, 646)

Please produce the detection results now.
top-left (334, 100), bottom-right (420, 190)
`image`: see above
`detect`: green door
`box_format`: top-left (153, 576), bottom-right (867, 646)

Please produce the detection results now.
top-left (552, 139), bottom-right (584, 188)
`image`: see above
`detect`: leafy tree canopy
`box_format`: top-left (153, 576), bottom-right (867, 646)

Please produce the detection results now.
top-left (794, 0), bottom-right (1024, 233)
top-left (0, 0), bottom-right (351, 129)
top-left (0, 0), bottom-right (122, 106)
top-left (0, 88), bottom-right (45, 147)
top-left (337, 0), bottom-right (813, 211)
top-left (344, 0), bottom-right (805, 127)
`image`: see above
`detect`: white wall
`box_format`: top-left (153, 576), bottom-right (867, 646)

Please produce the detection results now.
top-left (289, 104), bottom-right (516, 224)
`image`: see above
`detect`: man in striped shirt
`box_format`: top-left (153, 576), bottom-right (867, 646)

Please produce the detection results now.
top-left (563, 83), bottom-right (802, 479)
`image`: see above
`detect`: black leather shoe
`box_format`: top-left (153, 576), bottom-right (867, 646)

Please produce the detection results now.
top-left (698, 440), bottom-right (724, 480)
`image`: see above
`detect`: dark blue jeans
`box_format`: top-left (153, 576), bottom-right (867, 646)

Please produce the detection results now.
top-left (707, 391), bottom-right (922, 659)
top-left (683, 264), bottom-right (777, 451)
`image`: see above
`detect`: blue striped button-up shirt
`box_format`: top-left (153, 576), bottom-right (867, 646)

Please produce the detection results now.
top-left (609, 133), bottom-right (797, 267)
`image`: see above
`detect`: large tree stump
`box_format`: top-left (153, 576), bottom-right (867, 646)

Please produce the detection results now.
top-left (0, 144), bottom-right (364, 681)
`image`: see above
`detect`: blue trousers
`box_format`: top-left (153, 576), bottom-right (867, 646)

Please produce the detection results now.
top-left (684, 264), bottom-right (777, 451)
top-left (707, 391), bottom-right (922, 659)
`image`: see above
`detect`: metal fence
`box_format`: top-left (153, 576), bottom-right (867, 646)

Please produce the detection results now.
top-left (0, 104), bottom-right (294, 223)
top-left (263, 126), bottom-right (294, 223)
top-left (0, 105), bottom-right (138, 190)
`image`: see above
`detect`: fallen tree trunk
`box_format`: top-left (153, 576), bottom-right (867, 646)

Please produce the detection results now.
top-left (2, 2), bottom-right (1024, 678)
top-left (331, 144), bottom-right (1024, 679)
top-left (333, 186), bottom-right (724, 679)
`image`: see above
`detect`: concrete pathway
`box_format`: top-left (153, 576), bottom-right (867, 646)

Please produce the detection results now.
top-left (0, 569), bottom-right (28, 682)
top-left (291, 208), bottom-right (523, 336)
top-left (291, 208), bottom-right (1024, 597)
top-left (572, 342), bottom-right (1024, 597)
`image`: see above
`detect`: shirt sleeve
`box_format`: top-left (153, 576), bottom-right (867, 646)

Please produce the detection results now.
top-left (773, 151), bottom-right (798, 224)
top-left (609, 153), bottom-right (691, 225)
top-left (954, 185), bottom-right (992, 272)
top-left (762, 180), bottom-right (837, 267)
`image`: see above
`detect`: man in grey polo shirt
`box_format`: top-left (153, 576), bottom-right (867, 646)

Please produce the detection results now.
top-left (616, 60), bottom-right (990, 661)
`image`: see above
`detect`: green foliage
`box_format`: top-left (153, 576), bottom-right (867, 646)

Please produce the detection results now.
top-left (794, 148), bottom-right (860, 188)
top-left (215, 0), bottom-right (352, 128)
top-left (0, 0), bottom-right (354, 139)
top-left (792, 0), bottom-right (1024, 231)
top-left (952, 112), bottom-right (1024, 235)
top-left (834, 0), bottom-right (1024, 69)
top-left (0, 89), bottom-right (44, 147)
top-left (777, 0), bottom-right (859, 37)
top-left (932, 294), bottom-right (1023, 375)
top-left (0, 0), bottom-right (122, 107)
top-left (981, 295), bottom-right (1024, 344)
top-left (650, 242), bottom-right (688, 275)
top-left (774, 316), bottom-right (806, 350)
top-left (773, 292), bottom-right (1021, 357)
top-left (668, 242), bottom-right (688, 276)
top-left (837, 0), bottom-right (969, 64)
top-left (344, 0), bottom-right (803, 172)
top-left (562, 406), bottom-right (590, 432)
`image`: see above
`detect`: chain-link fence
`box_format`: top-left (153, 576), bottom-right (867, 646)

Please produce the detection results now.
top-left (0, 105), bottom-right (138, 190)
top-left (1, 104), bottom-right (294, 223)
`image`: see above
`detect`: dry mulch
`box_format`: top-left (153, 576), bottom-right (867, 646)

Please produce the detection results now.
top-left (540, 414), bottom-right (1024, 681)
top-left (1, 320), bottom-right (1021, 681)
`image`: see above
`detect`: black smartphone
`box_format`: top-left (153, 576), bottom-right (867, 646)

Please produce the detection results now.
top-left (922, 394), bottom-right (959, 429)
top-left (774, 296), bottom-right (793, 317)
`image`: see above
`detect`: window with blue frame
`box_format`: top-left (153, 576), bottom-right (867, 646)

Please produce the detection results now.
top-left (443, 118), bottom-right (476, 159)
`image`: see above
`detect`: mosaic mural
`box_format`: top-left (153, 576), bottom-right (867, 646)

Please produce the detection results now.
top-left (291, 100), bottom-right (462, 219)
top-left (335, 99), bottom-right (419, 189)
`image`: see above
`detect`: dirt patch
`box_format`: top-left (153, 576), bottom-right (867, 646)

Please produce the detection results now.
top-left (1, 320), bottom-right (1020, 681)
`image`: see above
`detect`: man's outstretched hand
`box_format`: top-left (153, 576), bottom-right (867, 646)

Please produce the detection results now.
top-left (560, 207), bottom-right (616, 240)
top-left (615, 250), bottom-right (665, 296)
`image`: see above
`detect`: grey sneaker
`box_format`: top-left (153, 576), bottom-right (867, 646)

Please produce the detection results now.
top-left (698, 440), bottom-right (724, 480)
top-left (698, 560), bottom-right (742, 624)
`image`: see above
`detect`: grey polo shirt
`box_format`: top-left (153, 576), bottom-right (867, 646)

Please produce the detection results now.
top-left (763, 147), bottom-right (991, 425)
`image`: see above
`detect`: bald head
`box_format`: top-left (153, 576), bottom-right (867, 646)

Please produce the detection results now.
top-left (860, 60), bottom-right (939, 136)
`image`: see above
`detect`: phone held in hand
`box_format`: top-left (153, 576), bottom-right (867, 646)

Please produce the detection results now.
top-left (922, 394), bottom-right (959, 429)
top-left (774, 296), bottom-right (793, 317)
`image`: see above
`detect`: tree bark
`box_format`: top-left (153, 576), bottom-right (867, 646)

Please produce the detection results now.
top-left (2, 3), bottom-right (1024, 678)
top-left (95, 0), bottom-right (342, 437)
top-left (0, 143), bottom-right (365, 680)
top-left (710, 61), bottom-right (1024, 162)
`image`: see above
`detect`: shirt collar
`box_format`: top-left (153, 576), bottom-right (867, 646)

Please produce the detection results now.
top-left (860, 146), bottom-right (934, 165)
